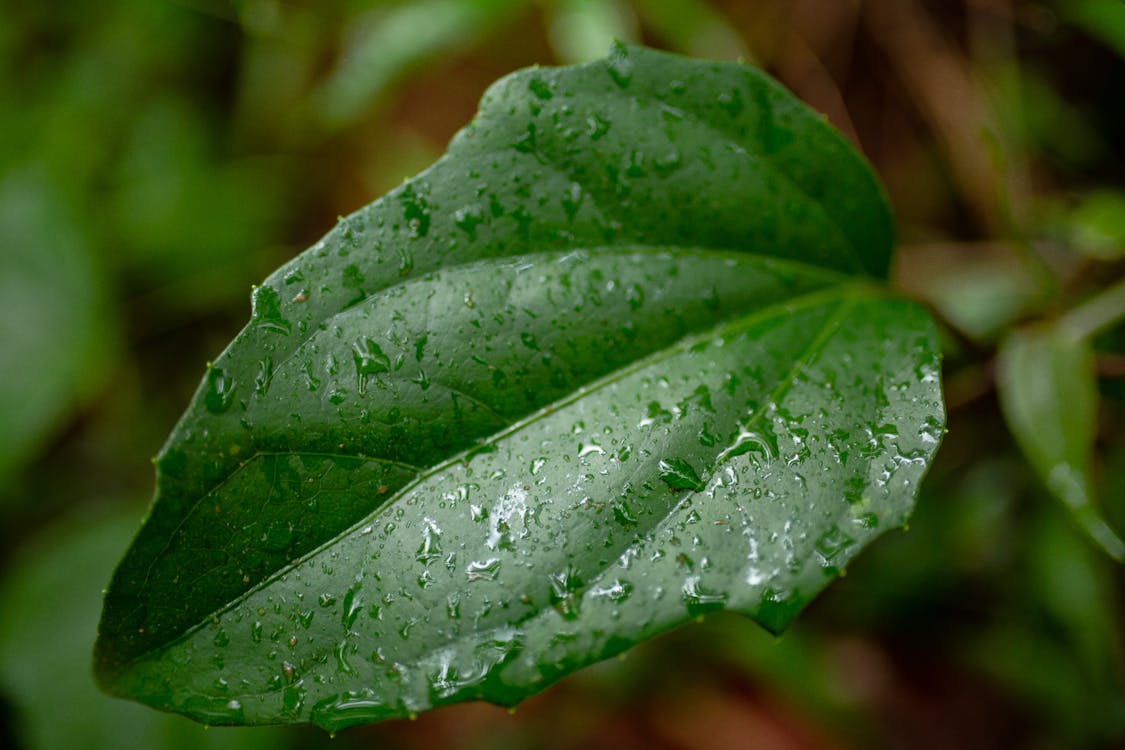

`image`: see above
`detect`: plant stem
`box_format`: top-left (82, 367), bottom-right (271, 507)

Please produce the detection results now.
top-left (1059, 276), bottom-right (1125, 341)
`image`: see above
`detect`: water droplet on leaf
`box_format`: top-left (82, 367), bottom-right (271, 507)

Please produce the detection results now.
top-left (204, 367), bottom-right (237, 414)
top-left (658, 457), bottom-right (705, 492)
top-left (605, 41), bottom-right (633, 88)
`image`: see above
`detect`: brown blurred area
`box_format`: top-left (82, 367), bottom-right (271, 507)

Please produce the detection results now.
top-left (277, 0), bottom-right (1110, 244)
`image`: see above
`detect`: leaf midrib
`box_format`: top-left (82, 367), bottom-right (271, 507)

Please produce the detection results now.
top-left (116, 279), bottom-right (880, 679)
top-left (147, 244), bottom-right (851, 590)
top-left (393, 295), bottom-right (861, 671)
top-left (173, 51), bottom-right (881, 464)
top-left (380, 296), bottom-right (863, 689)
top-left (160, 49), bottom-right (884, 504)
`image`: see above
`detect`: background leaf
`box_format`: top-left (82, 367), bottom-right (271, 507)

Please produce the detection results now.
top-left (997, 325), bottom-right (1125, 559)
top-left (0, 509), bottom-right (295, 750)
top-left (0, 169), bottom-right (115, 488)
top-left (95, 45), bottom-right (942, 730)
top-left (1063, 0), bottom-right (1125, 61)
top-left (312, 0), bottom-right (527, 129)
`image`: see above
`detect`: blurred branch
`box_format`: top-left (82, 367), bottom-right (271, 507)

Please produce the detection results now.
top-left (944, 360), bottom-right (997, 413)
top-left (1097, 355), bottom-right (1125, 379)
top-left (1059, 276), bottom-right (1125, 342)
top-left (631, 0), bottom-right (749, 61)
top-left (777, 12), bottom-right (862, 148)
top-left (548, 0), bottom-right (639, 63)
top-left (310, 0), bottom-right (527, 131)
top-left (863, 0), bottom-right (1004, 234)
top-left (967, 0), bottom-right (1032, 232)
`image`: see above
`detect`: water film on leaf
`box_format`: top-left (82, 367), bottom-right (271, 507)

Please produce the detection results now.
top-left (95, 44), bottom-right (944, 730)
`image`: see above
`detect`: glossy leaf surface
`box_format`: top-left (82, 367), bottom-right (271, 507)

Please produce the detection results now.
top-left (96, 44), bottom-right (943, 729)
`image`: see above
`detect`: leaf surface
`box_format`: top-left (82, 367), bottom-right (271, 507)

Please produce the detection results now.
top-left (96, 44), bottom-right (943, 729)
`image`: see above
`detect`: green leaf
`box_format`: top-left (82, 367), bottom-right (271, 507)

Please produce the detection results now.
top-left (311, 0), bottom-right (526, 129)
top-left (0, 509), bottom-right (293, 750)
top-left (968, 502), bottom-right (1125, 744)
top-left (0, 168), bottom-right (115, 488)
top-left (1063, 0), bottom-right (1125, 61)
top-left (997, 325), bottom-right (1125, 560)
top-left (547, 0), bottom-right (638, 64)
top-left (630, 0), bottom-right (748, 61)
top-left (95, 44), bottom-right (943, 729)
top-left (1063, 190), bottom-right (1125, 261)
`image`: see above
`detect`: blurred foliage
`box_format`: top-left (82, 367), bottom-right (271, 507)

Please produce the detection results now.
top-left (0, 0), bottom-right (1122, 748)
top-left (0, 508), bottom-right (297, 750)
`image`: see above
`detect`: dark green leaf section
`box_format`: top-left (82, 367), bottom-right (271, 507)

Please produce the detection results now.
top-left (108, 454), bottom-right (418, 645)
top-left (95, 45), bottom-right (931, 729)
top-left (97, 43), bottom-right (892, 675)
top-left (105, 285), bottom-right (941, 730)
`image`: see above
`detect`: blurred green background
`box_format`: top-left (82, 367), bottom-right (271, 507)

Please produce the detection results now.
top-left (1, 0), bottom-right (1124, 748)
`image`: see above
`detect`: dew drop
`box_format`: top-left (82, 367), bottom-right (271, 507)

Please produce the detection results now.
top-left (653, 148), bottom-right (682, 175)
top-left (311, 690), bottom-right (388, 732)
top-left (204, 366), bottom-right (237, 414)
top-left (400, 185), bottom-right (431, 238)
top-left (454, 204), bottom-right (484, 239)
top-left (590, 579), bottom-right (633, 602)
top-left (342, 585), bottom-right (363, 629)
top-left (586, 112), bottom-right (611, 140)
top-left (718, 88), bottom-right (744, 116)
top-left (514, 123), bottom-right (537, 154)
top-left (183, 695), bottom-right (245, 724)
top-left (919, 415), bottom-right (943, 445)
top-left (658, 457), bottom-right (705, 492)
top-left (416, 518), bottom-right (443, 564)
top-left (561, 182), bottom-right (583, 221)
top-left (681, 576), bottom-right (727, 615)
top-left (814, 526), bottom-right (855, 564)
top-left (397, 246), bottom-right (414, 275)
top-left (605, 41), bottom-right (633, 88)
top-left (466, 558), bottom-right (501, 581)
top-left (625, 283), bottom-right (645, 310)
top-left (528, 77), bottom-right (553, 100)
top-left (854, 512), bottom-right (879, 529)
top-left (251, 285), bottom-right (292, 335)
top-left (548, 565), bottom-right (584, 620)
top-left (353, 337), bottom-right (391, 394)
top-left (254, 357), bottom-right (273, 397)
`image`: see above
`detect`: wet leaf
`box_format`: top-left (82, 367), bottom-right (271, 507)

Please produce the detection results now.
top-left (95, 44), bottom-right (943, 729)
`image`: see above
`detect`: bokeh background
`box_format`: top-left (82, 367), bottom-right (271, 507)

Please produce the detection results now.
top-left (2, 0), bottom-right (1124, 748)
